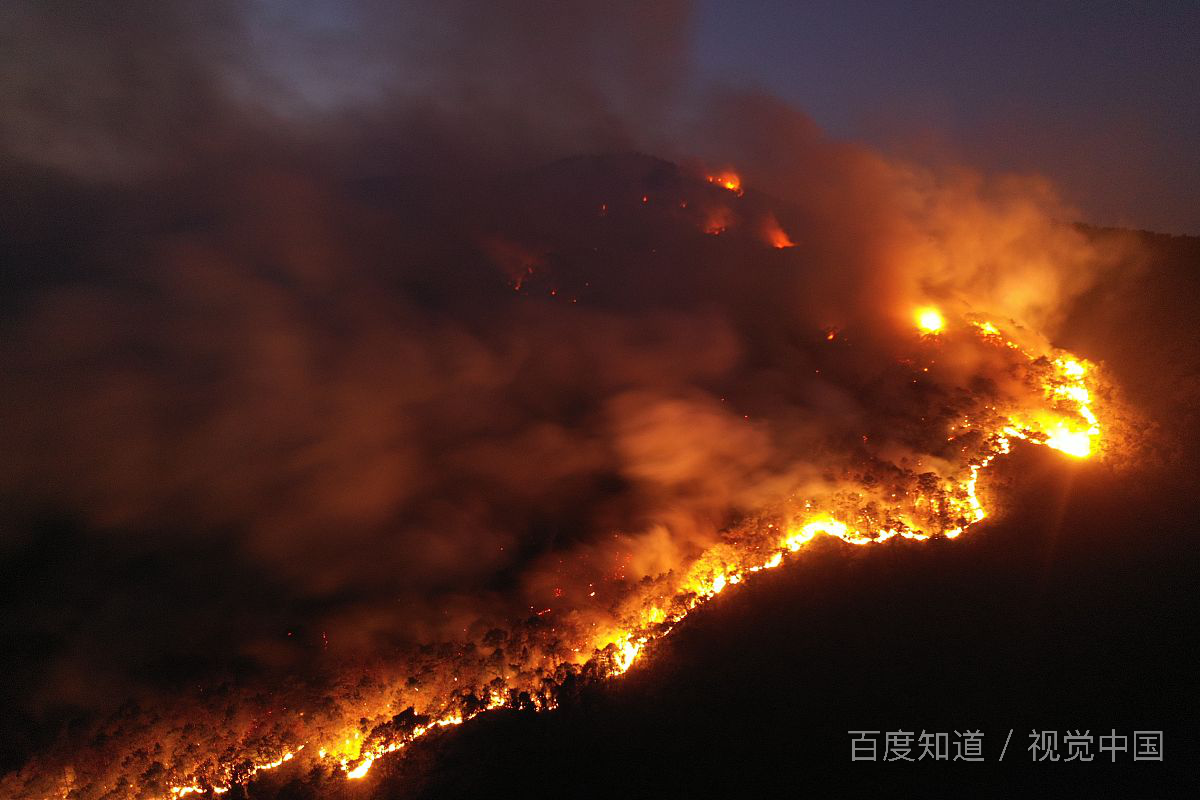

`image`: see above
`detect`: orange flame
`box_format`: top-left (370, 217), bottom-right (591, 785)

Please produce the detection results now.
top-left (16, 313), bottom-right (1110, 800)
top-left (706, 171), bottom-right (743, 196)
top-left (914, 306), bottom-right (945, 334)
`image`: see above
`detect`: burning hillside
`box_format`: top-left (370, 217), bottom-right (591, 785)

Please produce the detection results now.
top-left (0, 152), bottom-right (1133, 800)
top-left (4, 2), bottom-right (1183, 798)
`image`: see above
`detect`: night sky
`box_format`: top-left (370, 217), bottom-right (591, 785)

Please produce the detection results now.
top-left (694, 1), bottom-right (1200, 234)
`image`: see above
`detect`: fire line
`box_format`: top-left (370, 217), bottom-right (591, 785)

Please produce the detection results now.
top-left (130, 310), bottom-right (1106, 797)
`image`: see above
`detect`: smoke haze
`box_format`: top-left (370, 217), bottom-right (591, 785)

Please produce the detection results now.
top-left (0, 2), bottom-right (1145, 795)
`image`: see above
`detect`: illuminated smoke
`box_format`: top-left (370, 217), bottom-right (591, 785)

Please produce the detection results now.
top-left (0, 3), bottom-right (1137, 799)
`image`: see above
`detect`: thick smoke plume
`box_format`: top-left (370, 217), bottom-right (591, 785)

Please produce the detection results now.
top-left (0, 2), bottom-right (1134, 797)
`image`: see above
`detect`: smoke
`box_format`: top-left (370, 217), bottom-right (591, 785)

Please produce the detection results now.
top-left (0, 1), bottom-right (1133, 793)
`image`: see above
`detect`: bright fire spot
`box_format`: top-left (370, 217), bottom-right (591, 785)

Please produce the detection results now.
top-left (914, 307), bottom-right (945, 334)
top-left (613, 639), bottom-right (643, 674)
top-left (707, 171), bottom-right (743, 195)
top-left (1057, 358), bottom-right (1086, 378)
top-left (1043, 424), bottom-right (1092, 458)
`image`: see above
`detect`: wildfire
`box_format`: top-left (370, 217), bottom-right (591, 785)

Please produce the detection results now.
top-left (13, 310), bottom-right (1109, 800)
top-left (707, 171), bottom-right (743, 195)
top-left (914, 306), bottom-right (945, 334)
top-left (286, 320), bottom-right (1094, 788)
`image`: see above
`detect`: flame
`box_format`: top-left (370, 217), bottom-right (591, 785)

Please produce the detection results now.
top-left (706, 171), bottom-right (743, 195)
top-left (994, 348), bottom-right (1100, 459)
top-left (1044, 426), bottom-right (1092, 458)
top-left (29, 313), bottom-right (1109, 800)
top-left (914, 306), bottom-right (945, 334)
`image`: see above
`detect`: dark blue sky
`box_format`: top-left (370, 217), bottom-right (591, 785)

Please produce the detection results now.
top-left (8, 1), bottom-right (1193, 233)
top-left (693, 1), bottom-right (1199, 233)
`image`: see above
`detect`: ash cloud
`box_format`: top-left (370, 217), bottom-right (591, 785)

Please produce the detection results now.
top-left (0, 0), bottom-right (1133, 786)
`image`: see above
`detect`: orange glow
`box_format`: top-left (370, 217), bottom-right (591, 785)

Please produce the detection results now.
top-left (914, 306), bottom-right (945, 334)
top-left (763, 215), bottom-right (794, 248)
top-left (704, 207), bottom-right (732, 235)
top-left (50, 314), bottom-right (1109, 800)
top-left (706, 171), bottom-right (743, 195)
